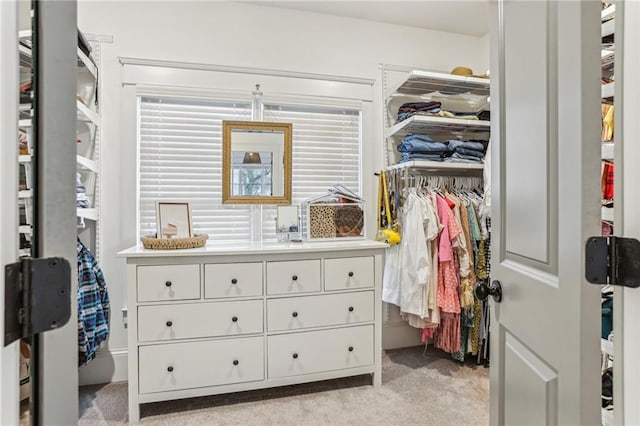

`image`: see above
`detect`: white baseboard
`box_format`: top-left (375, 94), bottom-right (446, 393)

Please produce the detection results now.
top-left (78, 348), bottom-right (128, 386)
top-left (382, 320), bottom-right (422, 350)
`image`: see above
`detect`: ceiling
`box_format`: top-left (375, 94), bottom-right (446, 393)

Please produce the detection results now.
top-left (245, 1), bottom-right (490, 37)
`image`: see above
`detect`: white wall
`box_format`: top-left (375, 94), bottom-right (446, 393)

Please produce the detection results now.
top-left (480, 32), bottom-right (491, 74)
top-left (77, 0), bottom-right (488, 384)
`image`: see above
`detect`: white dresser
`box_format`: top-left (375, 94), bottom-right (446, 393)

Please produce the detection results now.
top-left (118, 240), bottom-right (387, 423)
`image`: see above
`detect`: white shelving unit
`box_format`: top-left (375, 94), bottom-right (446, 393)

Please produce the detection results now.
top-left (76, 155), bottom-right (98, 173)
top-left (602, 82), bottom-right (614, 102)
top-left (382, 65), bottom-right (490, 170)
top-left (17, 30), bottom-right (101, 256)
top-left (386, 115), bottom-right (491, 139)
top-left (384, 69), bottom-right (490, 99)
top-left (76, 208), bottom-right (98, 221)
top-left (387, 160), bottom-right (484, 172)
top-left (75, 33), bottom-right (101, 257)
top-left (601, 206), bottom-right (614, 223)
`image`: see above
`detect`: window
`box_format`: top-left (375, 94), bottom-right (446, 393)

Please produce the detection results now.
top-left (138, 95), bottom-right (361, 241)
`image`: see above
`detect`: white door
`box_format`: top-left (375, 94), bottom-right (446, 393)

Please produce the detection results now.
top-left (489, 1), bottom-right (602, 424)
top-left (1, 2), bottom-right (21, 424)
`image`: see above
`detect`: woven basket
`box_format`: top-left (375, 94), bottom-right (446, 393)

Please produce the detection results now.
top-left (141, 234), bottom-right (208, 250)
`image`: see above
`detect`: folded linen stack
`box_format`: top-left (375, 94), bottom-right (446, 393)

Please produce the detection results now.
top-left (396, 135), bottom-right (487, 164)
top-left (397, 134), bottom-right (448, 162)
top-left (77, 173), bottom-right (89, 208)
top-left (397, 102), bottom-right (489, 122)
top-left (397, 101), bottom-right (441, 122)
top-left (447, 139), bottom-right (486, 163)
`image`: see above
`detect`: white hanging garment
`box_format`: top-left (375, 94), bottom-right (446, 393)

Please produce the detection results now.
top-left (483, 139), bottom-right (491, 208)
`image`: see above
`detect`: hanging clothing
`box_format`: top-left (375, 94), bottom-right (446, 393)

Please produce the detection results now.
top-left (77, 239), bottom-right (110, 366)
top-left (381, 172), bottom-right (492, 363)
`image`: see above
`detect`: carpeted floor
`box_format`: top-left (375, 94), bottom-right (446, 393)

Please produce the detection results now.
top-left (78, 346), bottom-right (489, 425)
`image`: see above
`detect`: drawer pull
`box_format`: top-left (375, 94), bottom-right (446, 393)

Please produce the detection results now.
top-left (233, 359), bottom-right (239, 366)
top-left (292, 275), bottom-right (298, 281)
top-left (292, 312), bottom-right (298, 318)
top-left (167, 366), bottom-right (174, 372)
top-left (348, 271), bottom-right (354, 277)
top-left (165, 281), bottom-right (172, 287)
top-left (231, 278), bottom-right (238, 284)
top-left (292, 353), bottom-right (299, 359)
top-left (232, 316), bottom-right (238, 323)
top-left (348, 346), bottom-right (354, 352)
top-left (166, 321), bottom-right (173, 327)
top-left (348, 306), bottom-right (354, 312)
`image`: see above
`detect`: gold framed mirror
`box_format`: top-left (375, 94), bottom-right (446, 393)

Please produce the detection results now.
top-left (222, 120), bottom-right (292, 204)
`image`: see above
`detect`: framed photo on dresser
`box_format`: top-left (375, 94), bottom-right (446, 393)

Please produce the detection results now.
top-left (156, 201), bottom-right (192, 239)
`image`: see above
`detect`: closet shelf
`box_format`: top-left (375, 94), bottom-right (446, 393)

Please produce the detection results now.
top-left (18, 189), bottom-right (32, 199)
top-left (386, 69), bottom-right (490, 99)
top-left (19, 225), bottom-right (32, 235)
top-left (77, 100), bottom-right (99, 126)
top-left (19, 30), bottom-right (97, 79)
top-left (602, 142), bottom-right (614, 161)
top-left (386, 160), bottom-right (484, 172)
top-left (602, 206), bottom-right (614, 223)
top-left (602, 4), bottom-right (615, 22)
top-left (18, 249), bottom-right (30, 258)
top-left (602, 19), bottom-right (615, 39)
top-left (77, 155), bottom-right (98, 173)
top-left (602, 408), bottom-right (614, 426)
top-left (77, 49), bottom-right (98, 80)
top-left (601, 82), bottom-right (614, 100)
top-left (19, 155), bottom-right (32, 163)
top-left (19, 44), bottom-right (31, 69)
top-left (19, 119), bottom-right (31, 128)
top-left (77, 208), bottom-right (98, 221)
top-left (386, 115), bottom-right (490, 138)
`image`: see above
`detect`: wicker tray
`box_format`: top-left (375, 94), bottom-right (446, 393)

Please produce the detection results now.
top-left (140, 234), bottom-right (208, 250)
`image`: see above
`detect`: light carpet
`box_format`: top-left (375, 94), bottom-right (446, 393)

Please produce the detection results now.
top-left (79, 346), bottom-right (489, 425)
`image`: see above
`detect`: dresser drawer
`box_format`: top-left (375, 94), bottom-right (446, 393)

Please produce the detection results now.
top-left (204, 263), bottom-right (263, 299)
top-left (138, 336), bottom-right (264, 394)
top-left (266, 260), bottom-right (321, 295)
top-left (267, 325), bottom-right (374, 379)
top-left (138, 300), bottom-right (263, 342)
top-left (267, 291), bottom-right (374, 332)
top-left (137, 265), bottom-right (200, 302)
top-left (324, 256), bottom-right (374, 291)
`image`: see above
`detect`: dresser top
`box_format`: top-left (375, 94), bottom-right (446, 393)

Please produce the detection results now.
top-left (118, 239), bottom-right (388, 258)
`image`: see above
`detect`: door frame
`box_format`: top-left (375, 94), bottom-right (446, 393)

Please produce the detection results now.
top-left (32, 1), bottom-right (79, 424)
top-left (1, 1), bottom-right (20, 423)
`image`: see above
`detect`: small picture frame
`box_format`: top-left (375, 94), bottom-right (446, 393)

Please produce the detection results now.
top-left (156, 201), bottom-right (192, 239)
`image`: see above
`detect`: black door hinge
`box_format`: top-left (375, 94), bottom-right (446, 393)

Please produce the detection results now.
top-left (4, 257), bottom-right (71, 347)
top-left (585, 236), bottom-right (640, 288)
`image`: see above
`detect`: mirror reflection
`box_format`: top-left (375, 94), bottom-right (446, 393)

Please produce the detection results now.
top-left (276, 205), bottom-right (299, 233)
top-left (223, 121), bottom-right (292, 204)
top-left (276, 205), bottom-right (300, 242)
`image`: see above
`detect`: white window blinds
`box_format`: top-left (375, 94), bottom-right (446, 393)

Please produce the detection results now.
top-left (138, 95), bottom-right (361, 241)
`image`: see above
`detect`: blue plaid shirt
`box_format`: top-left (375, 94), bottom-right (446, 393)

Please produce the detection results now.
top-left (77, 239), bottom-right (110, 366)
